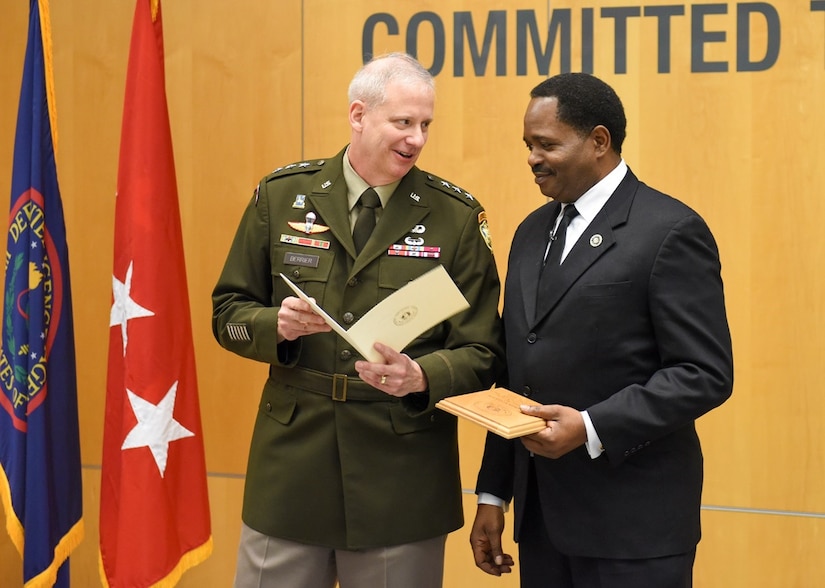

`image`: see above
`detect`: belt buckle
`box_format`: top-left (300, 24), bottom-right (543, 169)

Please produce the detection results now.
top-left (332, 374), bottom-right (348, 402)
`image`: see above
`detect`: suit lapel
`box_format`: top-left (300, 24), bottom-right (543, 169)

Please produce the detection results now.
top-left (532, 217), bottom-right (616, 325)
top-left (520, 202), bottom-right (559, 323)
top-left (531, 171), bottom-right (639, 327)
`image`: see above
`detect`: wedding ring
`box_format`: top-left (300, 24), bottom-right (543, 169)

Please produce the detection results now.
top-left (380, 375), bottom-right (387, 385)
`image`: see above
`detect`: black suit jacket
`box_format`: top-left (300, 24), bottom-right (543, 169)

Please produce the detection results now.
top-left (476, 169), bottom-right (733, 559)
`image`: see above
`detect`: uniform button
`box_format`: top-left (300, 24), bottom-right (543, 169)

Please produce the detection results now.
top-left (430, 414), bottom-right (436, 422)
top-left (339, 349), bottom-right (352, 361)
top-left (265, 402), bottom-right (272, 412)
top-left (526, 333), bottom-right (537, 343)
top-left (342, 312), bottom-right (355, 325)
top-left (522, 386), bottom-right (532, 397)
top-left (291, 269), bottom-right (300, 278)
top-left (347, 277), bottom-right (359, 287)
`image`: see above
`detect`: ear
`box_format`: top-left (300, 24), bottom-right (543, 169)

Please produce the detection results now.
top-left (590, 125), bottom-right (612, 156)
top-left (349, 100), bottom-right (367, 130)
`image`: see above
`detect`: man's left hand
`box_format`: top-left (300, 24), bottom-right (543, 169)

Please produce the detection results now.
top-left (354, 342), bottom-right (428, 397)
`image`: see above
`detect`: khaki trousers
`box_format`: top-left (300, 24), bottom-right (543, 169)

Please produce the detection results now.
top-left (234, 523), bottom-right (446, 588)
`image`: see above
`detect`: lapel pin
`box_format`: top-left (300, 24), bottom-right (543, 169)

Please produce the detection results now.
top-left (590, 234), bottom-right (603, 247)
top-left (292, 194), bottom-right (306, 208)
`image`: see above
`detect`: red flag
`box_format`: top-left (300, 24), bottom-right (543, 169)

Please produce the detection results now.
top-left (100, 1), bottom-right (212, 586)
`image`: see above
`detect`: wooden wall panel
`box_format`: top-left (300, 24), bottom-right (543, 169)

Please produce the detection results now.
top-left (696, 510), bottom-right (825, 587)
top-left (2, 0), bottom-right (825, 586)
top-left (160, 0), bottom-right (306, 473)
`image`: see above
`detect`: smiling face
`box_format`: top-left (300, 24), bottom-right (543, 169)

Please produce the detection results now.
top-left (523, 96), bottom-right (606, 203)
top-left (348, 78), bottom-right (434, 186)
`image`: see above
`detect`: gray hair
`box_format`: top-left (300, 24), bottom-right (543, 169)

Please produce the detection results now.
top-left (347, 53), bottom-right (435, 109)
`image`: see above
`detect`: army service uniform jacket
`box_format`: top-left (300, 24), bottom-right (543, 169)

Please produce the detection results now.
top-left (212, 147), bottom-right (505, 549)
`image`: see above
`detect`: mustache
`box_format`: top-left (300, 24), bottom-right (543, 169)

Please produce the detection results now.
top-left (531, 164), bottom-right (553, 175)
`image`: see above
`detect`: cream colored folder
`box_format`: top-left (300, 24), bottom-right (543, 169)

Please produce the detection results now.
top-left (280, 264), bottom-right (469, 363)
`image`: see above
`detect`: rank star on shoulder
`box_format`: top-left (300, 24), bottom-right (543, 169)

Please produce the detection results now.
top-left (121, 381), bottom-right (195, 477)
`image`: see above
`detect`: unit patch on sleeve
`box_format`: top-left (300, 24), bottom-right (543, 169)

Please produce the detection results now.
top-left (478, 210), bottom-right (493, 252)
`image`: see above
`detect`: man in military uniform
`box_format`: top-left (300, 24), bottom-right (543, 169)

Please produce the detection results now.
top-left (212, 52), bottom-right (505, 588)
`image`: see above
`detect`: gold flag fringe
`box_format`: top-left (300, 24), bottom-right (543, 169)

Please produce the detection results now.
top-left (99, 536), bottom-right (214, 588)
top-left (4, 469), bottom-right (86, 588)
top-left (37, 0), bottom-right (59, 157)
top-left (0, 468), bottom-right (25, 557)
top-left (24, 520), bottom-right (85, 588)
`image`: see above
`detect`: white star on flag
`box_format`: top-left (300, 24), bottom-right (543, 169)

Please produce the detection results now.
top-left (110, 260), bottom-right (155, 355)
top-left (121, 381), bottom-right (194, 477)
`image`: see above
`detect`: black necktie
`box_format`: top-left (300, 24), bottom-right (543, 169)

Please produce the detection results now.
top-left (543, 204), bottom-right (579, 270)
top-left (352, 188), bottom-right (381, 255)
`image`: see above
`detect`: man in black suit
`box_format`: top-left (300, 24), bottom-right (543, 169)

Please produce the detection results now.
top-left (470, 73), bottom-right (733, 587)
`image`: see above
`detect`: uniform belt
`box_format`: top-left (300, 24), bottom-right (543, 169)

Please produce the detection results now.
top-left (270, 366), bottom-right (392, 402)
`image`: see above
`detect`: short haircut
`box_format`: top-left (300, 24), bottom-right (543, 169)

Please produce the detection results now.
top-left (530, 73), bottom-right (627, 154)
top-left (348, 53), bottom-right (435, 109)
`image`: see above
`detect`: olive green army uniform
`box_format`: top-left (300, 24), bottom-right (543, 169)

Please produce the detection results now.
top-left (212, 147), bottom-right (505, 549)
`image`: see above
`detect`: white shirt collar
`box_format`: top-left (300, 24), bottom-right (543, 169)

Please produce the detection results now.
top-left (569, 159), bottom-right (628, 222)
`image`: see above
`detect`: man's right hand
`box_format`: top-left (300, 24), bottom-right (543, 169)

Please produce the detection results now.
top-left (276, 296), bottom-right (331, 342)
top-left (470, 504), bottom-right (514, 576)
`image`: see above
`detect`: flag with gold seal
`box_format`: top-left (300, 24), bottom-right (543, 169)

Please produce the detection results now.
top-left (0, 1), bottom-right (84, 586)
